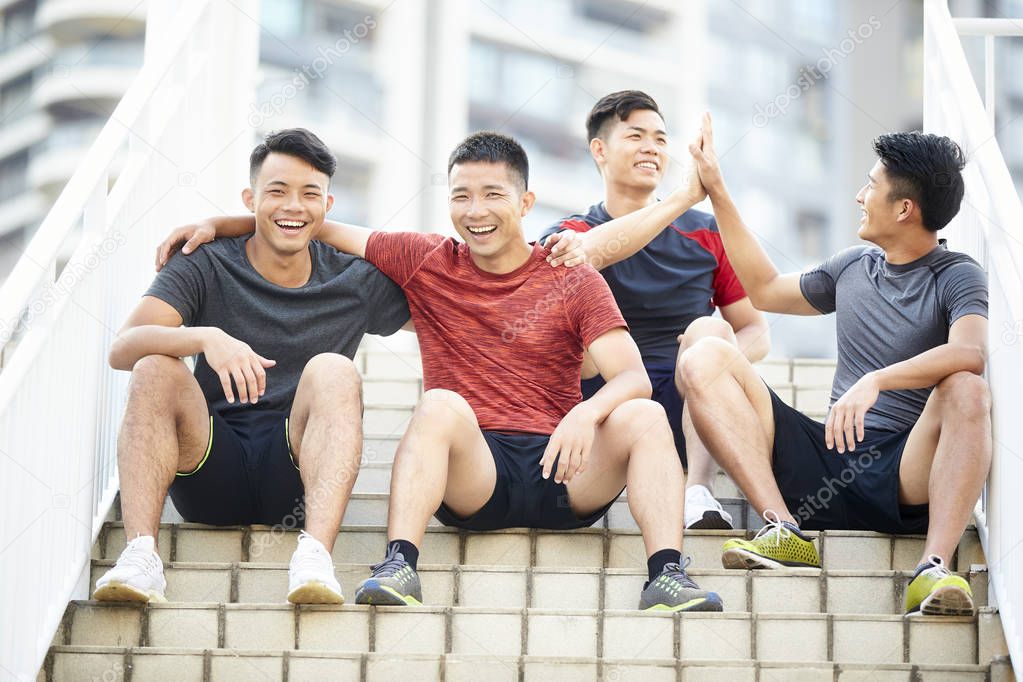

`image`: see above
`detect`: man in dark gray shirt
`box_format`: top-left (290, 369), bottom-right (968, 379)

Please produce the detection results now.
top-left (92, 129), bottom-right (409, 607)
top-left (679, 116), bottom-right (990, 618)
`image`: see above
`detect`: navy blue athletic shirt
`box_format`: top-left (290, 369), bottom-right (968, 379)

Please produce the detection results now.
top-left (541, 202), bottom-right (746, 366)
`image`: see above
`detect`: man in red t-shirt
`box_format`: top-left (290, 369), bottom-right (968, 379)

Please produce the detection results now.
top-left (162, 132), bottom-right (722, 613)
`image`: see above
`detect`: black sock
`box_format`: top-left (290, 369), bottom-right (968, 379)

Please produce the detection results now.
top-left (647, 548), bottom-right (682, 582)
top-left (388, 539), bottom-right (419, 571)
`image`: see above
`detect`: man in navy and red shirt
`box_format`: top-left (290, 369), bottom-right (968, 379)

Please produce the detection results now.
top-left (540, 91), bottom-right (770, 530)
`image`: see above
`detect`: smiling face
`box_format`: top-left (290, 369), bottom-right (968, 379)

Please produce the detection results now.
top-left (448, 160), bottom-right (535, 263)
top-left (243, 152), bottom-right (333, 257)
top-left (592, 108), bottom-right (669, 192)
top-left (855, 159), bottom-right (913, 245)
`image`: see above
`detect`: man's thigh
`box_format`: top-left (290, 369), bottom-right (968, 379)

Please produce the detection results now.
top-left (898, 392), bottom-right (943, 506)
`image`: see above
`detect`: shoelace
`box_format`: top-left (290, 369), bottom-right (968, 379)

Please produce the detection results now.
top-left (751, 509), bottom-right (791, 547)
top-left (291, 531), bottom-right (332, 574)
top-left (118, 536), bottom-right (161, 577)
top-left (660, 556), bottom-right (698, 590)
top-left (370, 543), bottom-right (408, 579)
top-left (922, 554), bottom-right (951, 578)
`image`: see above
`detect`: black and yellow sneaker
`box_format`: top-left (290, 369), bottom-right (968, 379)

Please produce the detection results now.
top-left (904, 555), bottom-right (974, 617)
top-left (354, 545), bottom-right (423, 606)
top-left (721, 511), bottom-right (821, 569)
top-left (639, 557), bottom-right (724, 612)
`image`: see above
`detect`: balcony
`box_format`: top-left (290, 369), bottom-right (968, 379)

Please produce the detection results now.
top-left (36, 0), bottom-right (146, 44)
top-left (33, 41), bottom-right (141, 113)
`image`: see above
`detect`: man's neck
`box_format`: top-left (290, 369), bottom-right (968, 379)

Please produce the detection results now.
top-left (880, 233), bottom-right (940, 265)
top-left (604, 180), bottom-right (657, 219)
top-left (245, 236), bottom-right (312, 288)
top-left (471, 240), bottom-right (534, 275)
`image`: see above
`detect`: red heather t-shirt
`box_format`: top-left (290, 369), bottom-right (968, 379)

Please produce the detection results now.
top-left (365, 231), bottom-right (627, 435)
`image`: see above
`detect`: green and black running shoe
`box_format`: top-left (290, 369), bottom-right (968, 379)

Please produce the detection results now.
top-left (639, 557), bottom-right (724, 612)
top-left (904, 554), bottom-right (974, 617)
top-left (354, 545), bottom-right (423, 606)
top-left (721, 510), bottom-right (821, 569)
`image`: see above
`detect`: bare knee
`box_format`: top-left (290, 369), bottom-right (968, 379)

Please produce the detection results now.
top-left (301, 353), bottom-right (361, 400)
top-left (606, 398), bottom-right (671, 445)
top-left (677, 337), bottom-right (742, 395)
top-left (413, 389), bottom-right (475, 427)
top-left (934, 371), bottom-right (990, 420)
top-left (681, 316), bottom-right (735, 350)
top-left (127, 355), bottom-right (192, 399)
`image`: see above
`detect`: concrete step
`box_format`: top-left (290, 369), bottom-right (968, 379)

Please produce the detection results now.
top-left (99, 523), bottom-right (987, 574)
top-left (55, 602), bottom-right (994, 667)
top-left (86, 557), bottom-right (989, 616)
top-left (43, 645), bottom-right (1007, 682)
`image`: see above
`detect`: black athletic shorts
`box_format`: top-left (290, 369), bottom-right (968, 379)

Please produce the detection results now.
top-left (582, 362), bottom-right (686, 465)
top-left (168, 404), bottom-right (305, 527)
top-left (768, 386), bottom-right (929, 534)
top-left (433, 430), bottom-right (621, 531)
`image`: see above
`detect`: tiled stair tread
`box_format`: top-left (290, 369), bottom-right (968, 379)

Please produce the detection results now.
top-left (44, 646), bottom-right (1000, 682)
top-left (84, 559), bottom-right (989, 615)
top-left (55, 603), bottom-right (990, 668)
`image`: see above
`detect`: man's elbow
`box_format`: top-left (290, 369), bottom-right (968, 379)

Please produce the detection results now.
top-left (963, 345), bottom-right (986, 375)
top-left (631, 368), bottom-right (653, 399)
top-left (108, 336), bottom-right (134, 371)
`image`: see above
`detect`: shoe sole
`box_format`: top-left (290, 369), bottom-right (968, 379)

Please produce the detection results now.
top-left (93, 582), bottom-right (167, 603)
top-left (687, 511), bottom-right (733, 530)
top-left (721, 547), bottom-right (819, 570)
top-left (354, 581), bottom-right (421, 606)
top-left (917, 584), bottom-right (975, 617)
top-left (643, 592), bottom-right (724, 612)
top-left (288, 581), bottom-right (344, 605)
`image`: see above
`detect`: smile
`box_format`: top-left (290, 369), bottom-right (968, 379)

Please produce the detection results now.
top-left (466, 224), bottom-right (497, 235)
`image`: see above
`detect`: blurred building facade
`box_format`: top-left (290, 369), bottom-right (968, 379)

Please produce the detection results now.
top-left (1, 0), bottom-right (1019, 355)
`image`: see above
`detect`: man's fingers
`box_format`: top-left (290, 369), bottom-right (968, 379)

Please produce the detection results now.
top-left (231, 367), bottom-right (249, 404)
top-left (834, 410), bottom-right (847, 453)
top-left (703, 111), bottom-right (714, 149)
top-left (254, 360), bottom-right (267, 397)
top-left (241, 364), bottom-right (259, 404)
top-left (219, 371), bottom-right (235, 404)
top-left (258, 355), bottom-right (276, 368)
top-left (855, 409), bottom-right (866, 443)
top-left (540, 439), bottom-right (557, 479)
top-left (844, 416), bottom-right (856, 452)
top-left (554, 446), bottom-right (571, 484)
top-left (824, 411), bottom-right (835, 450)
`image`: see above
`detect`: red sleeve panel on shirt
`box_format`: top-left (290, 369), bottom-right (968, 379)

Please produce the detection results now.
top-left (676, 228), bottom-right (748, 308)
top-left (558, 218), bottom-right (593, 234)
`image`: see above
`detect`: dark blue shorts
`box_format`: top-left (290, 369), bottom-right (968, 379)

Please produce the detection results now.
top-left (168, 405), bottom-right (305, 527)
top-left (768, 387), bottom-right (929, 534)
top-left (433, 430), bottom-right (621, 531)
top-left (582, 362), bottom-right (686, 464)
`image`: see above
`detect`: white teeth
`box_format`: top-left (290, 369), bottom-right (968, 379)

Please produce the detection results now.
top-left (635, 162), bottom-right (658, 170)
top-left (276, 220), bottom-right (305, 228)
top-left (467, 225), bottom-right (497, 234)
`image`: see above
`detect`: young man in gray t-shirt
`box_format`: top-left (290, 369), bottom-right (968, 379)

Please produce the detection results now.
top-left (679, 116), bottom-right (989, 618)
top-left (92, 129), bottom-right (409, 606)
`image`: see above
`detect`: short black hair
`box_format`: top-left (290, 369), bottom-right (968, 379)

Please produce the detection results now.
top-left (872, 132), bottom-right (966, 232)
top-left (586, 90), bottom-right (662, 142)
top-left (249, 128), bottom-right (336, 186)
top-left (447, 131), bottom-right (529, 192)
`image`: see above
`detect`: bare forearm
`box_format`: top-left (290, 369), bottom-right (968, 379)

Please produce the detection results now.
top-left (583, 368), bottom-right (652, 422)
top-left (735, 321), bottom-right (771, 363)
top-left (873, 343), bottom-right (986, 392)
top-left (213, 215), bottom-right (257, 237)
top-left (707, 186), bottom-right (783, 303)
top-left (109, 326), bottom-right (209, 370)
top-left (584, 190), bottom-right (698, 269)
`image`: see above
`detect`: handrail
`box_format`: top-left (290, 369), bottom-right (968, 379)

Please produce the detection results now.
top-left (0, 1), bottom-right (258, 678)
top-left (924, 1), bottom-right (1023, 678)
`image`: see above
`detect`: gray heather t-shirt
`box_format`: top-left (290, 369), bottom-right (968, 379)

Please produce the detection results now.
top-left (147, 236), bottom-right (409, 418)
top-left (799, 242), bottom-right (987, 433)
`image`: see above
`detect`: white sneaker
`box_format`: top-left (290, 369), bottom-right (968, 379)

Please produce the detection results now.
top-left (93, 534), bottom-right (167, 603)
top-left (287, 531), bottom-right (344, 604)
top-left (685, 485), bottom-right (734, 530)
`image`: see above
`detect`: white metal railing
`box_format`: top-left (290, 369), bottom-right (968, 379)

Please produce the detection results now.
top-left (0, 1), bottom-right (258, 678)
top-left (924, 1), bottom-right (1023, 677)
